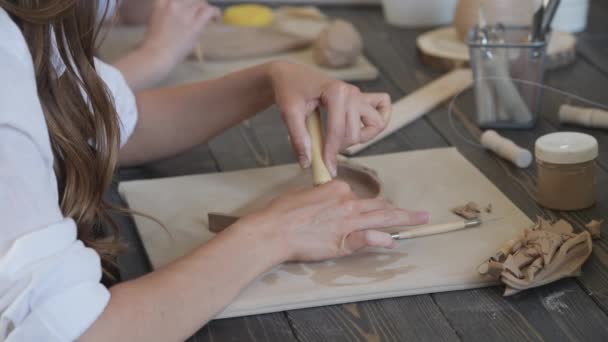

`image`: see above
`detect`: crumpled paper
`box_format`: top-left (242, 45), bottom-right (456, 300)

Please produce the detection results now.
top-left (478, 217), bottom-right (592, 296)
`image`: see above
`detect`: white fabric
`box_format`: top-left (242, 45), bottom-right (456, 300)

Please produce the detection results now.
top-left (0, 6), bottom-right (138, 342)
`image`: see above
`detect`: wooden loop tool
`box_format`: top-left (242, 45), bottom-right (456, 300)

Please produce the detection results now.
top-left (306, 109), bottom-right (333, 185)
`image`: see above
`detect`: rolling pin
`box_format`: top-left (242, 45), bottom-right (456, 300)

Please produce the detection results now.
top-left (306, 109), bottom-right (333, 185)
top-left (559, 104), bottom-right (608, 129)
top-left (390, 218), bottom-right (482, 240)
top-left (480, 130), bottom-right (533, 168)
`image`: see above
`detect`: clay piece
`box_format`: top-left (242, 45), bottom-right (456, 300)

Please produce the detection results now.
top-left (584, 219), bottom-right (603, 240)
top-left (194, 23), bottom-right (311, 61)
top-left (209, 158), bottom-right (384, 233)
top-left (485, 203), bottom-right (492, 213)
top-left (312, 19), bottom-right (363, 69)
top-left (478, 218), bottom-right (592, 296)
top-left (451, 202), bottom-right (481, 220)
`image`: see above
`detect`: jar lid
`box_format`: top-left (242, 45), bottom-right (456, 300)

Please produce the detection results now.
top-left (535, 132), bottom-right (598, 164)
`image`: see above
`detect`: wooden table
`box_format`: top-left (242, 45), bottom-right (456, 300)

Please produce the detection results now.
top-left (112, 1), bottom-right (608, 340)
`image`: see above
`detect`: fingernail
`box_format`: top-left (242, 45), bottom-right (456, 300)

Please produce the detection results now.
top-left (366, 231), bottom-right (391, 245)
top-left (411, 211), bottom-right (430, 224)
top-left (299, 155), bottom-right (310, 169)
top-left (328, 162), bottom-right (337, 177)
top-left (304, 137), bottom-right (312, 163)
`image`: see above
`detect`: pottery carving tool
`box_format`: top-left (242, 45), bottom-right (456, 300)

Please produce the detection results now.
top-left (390, 218), bottom-right (482, 240)
top-left (306, 108), bottom-right (333, 185)
top-left (209, 214), bottom-right (484, 240)
top-left (540, 0), bottom-right (561, 40)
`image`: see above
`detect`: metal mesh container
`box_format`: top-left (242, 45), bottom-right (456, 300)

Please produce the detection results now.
top-left (467, 25), bottom-right (548, 129)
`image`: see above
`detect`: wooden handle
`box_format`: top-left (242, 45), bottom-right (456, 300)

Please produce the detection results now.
top-left (391, 219), bottom-right (481, 240)
top-left (306, 109), bottom-right (332, 185)
top-left (480, 130), bottom-right (533, 168)
top-left (559, 104), bottom-right (608, 129)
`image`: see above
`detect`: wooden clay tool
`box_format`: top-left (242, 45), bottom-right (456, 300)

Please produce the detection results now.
top-left (390, 218), bottom-right (482, 240)
top-left (480, 130), bottom-right (533, 168)
top-left (559, 104), bottom-right (608, 129)
top-left (306, 108), bottom-right (333, 185)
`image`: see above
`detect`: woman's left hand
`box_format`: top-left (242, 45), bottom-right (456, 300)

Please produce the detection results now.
top-left (269, 62), bottom-right (391, 176)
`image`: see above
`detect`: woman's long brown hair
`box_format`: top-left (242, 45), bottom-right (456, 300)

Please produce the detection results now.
top-left (1, 0), bottom-right (123, 273)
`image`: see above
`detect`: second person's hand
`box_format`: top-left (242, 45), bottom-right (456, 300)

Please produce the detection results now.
top-left (142, 0), bottom-right (220, 67)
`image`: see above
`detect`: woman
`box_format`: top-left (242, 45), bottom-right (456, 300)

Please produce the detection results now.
top-left (0, 1), bottom-right (429, 341)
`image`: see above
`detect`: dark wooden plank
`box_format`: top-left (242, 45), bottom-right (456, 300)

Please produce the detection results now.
top-left (118, 144), bottom-right (218, 181)
top-left (337, 6), bottom-right (608, 341)
top-left (287, 297), bottom-right (458, 342)
top-left (191, 314), bottom-right (297, 342)
top-left (577, 0), bottom-right (608, 76)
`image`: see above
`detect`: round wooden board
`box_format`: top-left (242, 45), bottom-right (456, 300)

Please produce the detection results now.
top-left (416, 27), bottom-right (577, 72)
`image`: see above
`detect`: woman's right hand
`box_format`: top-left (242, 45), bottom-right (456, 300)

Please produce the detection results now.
top-left (231, 181), bottom-right (430, 263)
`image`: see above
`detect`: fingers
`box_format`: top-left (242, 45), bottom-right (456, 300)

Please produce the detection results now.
top-left (193, 2), bottom-right (221, 30)
top-left (321, 83), bottom-right (350, 177)
top-left (281, 101), bottom-right (312, 169)
top-left (342, 230), bottom-right (395, 254)
top-left (363, 93), bottom-right (392, 124)
top-left (349, 209), bottom-right (430, 231)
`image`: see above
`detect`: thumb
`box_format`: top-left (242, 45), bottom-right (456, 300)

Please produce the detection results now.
top-left (342, 230), bottom-right (395, 254)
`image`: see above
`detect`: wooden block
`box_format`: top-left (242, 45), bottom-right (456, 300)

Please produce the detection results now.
top-left (416, 27), bottom-right (577, 72)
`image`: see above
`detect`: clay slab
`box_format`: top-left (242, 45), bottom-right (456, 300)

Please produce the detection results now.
top-left (119, 148), bottom-right (531, 318)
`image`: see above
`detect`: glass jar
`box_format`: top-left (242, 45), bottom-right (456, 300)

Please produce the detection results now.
top-left (535, 132), bottom-right (598, 211)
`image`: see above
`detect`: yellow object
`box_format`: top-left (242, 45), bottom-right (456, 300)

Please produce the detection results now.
top-left (223, 4), bottom-right (273, 27)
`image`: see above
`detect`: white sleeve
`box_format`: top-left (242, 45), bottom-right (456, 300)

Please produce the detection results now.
top-left (0, 8), bottom-right (109, 342)
top-left (95, 58), bottom-right (139, 148)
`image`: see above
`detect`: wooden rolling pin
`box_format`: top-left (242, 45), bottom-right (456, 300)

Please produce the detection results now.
top-left (306, 109), bottom-right (333, 185)
top-left (559, 104), bottom-right (608, 129)
top-left (390, 218), bottom-right (482, 240)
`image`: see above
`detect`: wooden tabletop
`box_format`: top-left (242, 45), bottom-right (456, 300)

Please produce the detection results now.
top-left (112, 1), bottom-right (608, 340)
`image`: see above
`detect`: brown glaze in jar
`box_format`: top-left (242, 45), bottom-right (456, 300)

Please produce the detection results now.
top-left (535, 132), bottom-right (598, 211)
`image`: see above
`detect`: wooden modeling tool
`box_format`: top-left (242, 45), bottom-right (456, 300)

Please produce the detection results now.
top-left (390, 218), bottom-right (482, 240)
top-left (306, 109), bottom-right (333, 185)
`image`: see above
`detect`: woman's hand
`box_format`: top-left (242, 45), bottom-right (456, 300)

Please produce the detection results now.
top-left (269, 62), bottom-right (392, 176)
top-left (142, 0), bottom-right (220, 67)
top-left (230, 181), bottom-right (429, 262)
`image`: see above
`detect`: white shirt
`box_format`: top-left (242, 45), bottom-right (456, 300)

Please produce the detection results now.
top-left (0, 7), bottom-right (138, 341)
